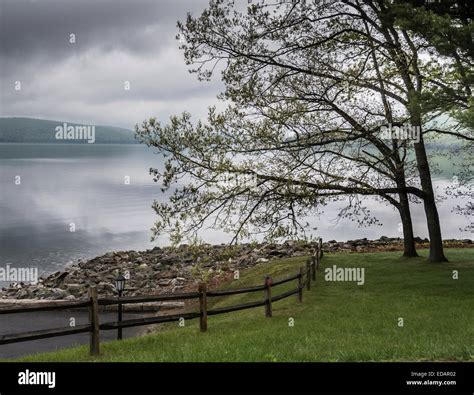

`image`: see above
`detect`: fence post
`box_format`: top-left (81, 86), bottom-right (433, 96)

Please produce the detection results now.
top-left (264, 276), bottom-right (272, 318)
top-left (198, 283), bottom-right (208, 332)
top-left (306, 260), bottom-right (311, 291)
top-left (297, 267), bottom-right (304, 303)
top-left (88, 286), bottom-right (100, 356)
top-left (316, 244), bottom-right (321, 270)
top-left (311, 256), bottom-right (317, 280)
top-left (319, 237), bottom-right (324, 259)
top-left (117, 291), bottom-right (123, 341)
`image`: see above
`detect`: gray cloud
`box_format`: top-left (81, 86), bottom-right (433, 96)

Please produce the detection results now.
top-left (0, 0), bottom-right (222, 129)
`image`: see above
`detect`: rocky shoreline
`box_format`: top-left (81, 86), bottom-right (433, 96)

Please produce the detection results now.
top-left (1, 237), bottom-right (472, 302)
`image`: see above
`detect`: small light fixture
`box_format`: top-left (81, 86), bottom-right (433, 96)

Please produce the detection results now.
top-left (114, 274), bottom-right (126, 295)
top-left (114, 274), bottom-right (126, 341)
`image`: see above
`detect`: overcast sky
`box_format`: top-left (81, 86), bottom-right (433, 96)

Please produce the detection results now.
top-left (0, 0), bottom-right (222, 129)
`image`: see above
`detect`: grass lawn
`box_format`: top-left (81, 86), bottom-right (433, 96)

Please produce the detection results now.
top-left (11, 248), bottom-right (474, 362)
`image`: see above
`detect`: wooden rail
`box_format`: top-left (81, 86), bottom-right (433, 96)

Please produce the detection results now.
top-left (269, 272), bottom-right (300, 287)
top-left (98, 292), bottom-right (201, 306)
top-left (206, 284), bottom-right (265, 297)
top-left (100, 312), bottom-right (202, 330)
top-left (0, 325), bottom-right (92, 345)
top-left (0, 240), bottom-right (324, 356)
top-left (0, 300), bottom-right (92, 315)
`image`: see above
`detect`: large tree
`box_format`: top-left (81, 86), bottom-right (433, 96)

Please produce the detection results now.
top-left (139, 0), bottom-right (471, 261)
top-left (169, 0), bottom-right (472, 261)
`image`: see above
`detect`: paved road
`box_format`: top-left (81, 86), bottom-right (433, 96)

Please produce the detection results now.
top-left (0, 311), bottom-right (150, 359)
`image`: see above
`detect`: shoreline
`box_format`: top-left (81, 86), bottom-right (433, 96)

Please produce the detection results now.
top-left (1, 238), bottom-right (472, 303)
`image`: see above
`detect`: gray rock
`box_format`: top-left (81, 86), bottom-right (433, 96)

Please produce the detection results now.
top-left (2, 239), bottom-right (471, 301)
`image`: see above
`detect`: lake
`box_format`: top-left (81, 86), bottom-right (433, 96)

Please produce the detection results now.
top-left (0, 143), bottom-right (469, 285)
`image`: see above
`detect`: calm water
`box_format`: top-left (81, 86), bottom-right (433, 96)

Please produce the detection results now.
top-left (0, 143), bottom-right (470, 284)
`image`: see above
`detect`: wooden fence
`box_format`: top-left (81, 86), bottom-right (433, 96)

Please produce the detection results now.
top-left (0, 240), bottom-right (323, 356)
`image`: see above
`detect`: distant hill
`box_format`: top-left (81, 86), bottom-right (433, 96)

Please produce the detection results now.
top-left (0, 117), bottom-right (138, 144)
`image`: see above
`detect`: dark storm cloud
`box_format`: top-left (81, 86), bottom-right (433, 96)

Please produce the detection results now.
top-left (1, 0), bottom-right (203, 58)
top-left (0, 0), bottom-right (222, 129)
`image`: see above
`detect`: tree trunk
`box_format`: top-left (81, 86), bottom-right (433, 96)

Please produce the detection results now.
top-left (397, 191), bottom-right (418, 257)
top-left (393, 151), bottom-right (418, 257)
top-left (413, 128), bottom-right (448, 262)
top-left (421, 193), bottom-right (448, 262)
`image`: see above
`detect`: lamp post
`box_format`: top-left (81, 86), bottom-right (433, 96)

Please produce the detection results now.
top-left (114, 274), bottom-right (126, 340)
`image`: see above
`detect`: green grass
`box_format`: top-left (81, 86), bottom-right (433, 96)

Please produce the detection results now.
top-left (11, 249), bottom-right (474, 362)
